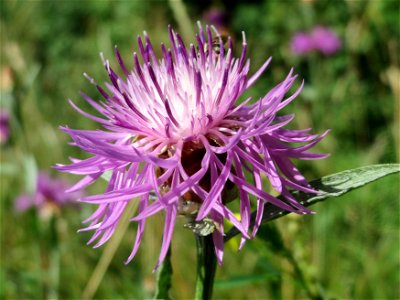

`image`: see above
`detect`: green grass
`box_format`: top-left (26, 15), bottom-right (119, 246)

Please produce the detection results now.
top-left (1, 0), bottom-right (398, 299)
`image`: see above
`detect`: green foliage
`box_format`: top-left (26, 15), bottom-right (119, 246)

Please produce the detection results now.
top-left (1, 0), bottom-right (398, 299)
top-left (226, 164), bottom-right (400, 241)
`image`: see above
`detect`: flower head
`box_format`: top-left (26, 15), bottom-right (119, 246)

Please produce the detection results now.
top-left (290, 26), bottom-right (341, 56)
top-left (15, 172), bottom-right (80, 217)
top-left (56, 23), bottom-right (328, 269)
top-left (290, 32), bottom-right (315, 55)
top-left (311, 26), bottom-right (341, 55)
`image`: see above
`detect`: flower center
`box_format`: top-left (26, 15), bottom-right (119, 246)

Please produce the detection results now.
top-left (157, 138), bottom-right (238, 217)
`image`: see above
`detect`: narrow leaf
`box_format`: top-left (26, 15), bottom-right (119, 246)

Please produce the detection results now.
top-left (225, 164), bottom-right (400, 242)
top-left (154, 247), bottom-right (172, 300)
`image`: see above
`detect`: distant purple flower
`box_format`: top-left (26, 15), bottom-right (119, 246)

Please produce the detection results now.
top-left (15, 172), bottom-right (80, 215)
top-left (0, 110), bottom-right (10, 144)
top-left (311, 26), bottom-right (341, 55)
top-left (290, 32), bottom-right (315, 55)
top-left (56, 24), bottom-right (329, 269)
top-left (203, 8), bottom-right (228, 30)
top-left (290, 26), bottom-right (341, 56)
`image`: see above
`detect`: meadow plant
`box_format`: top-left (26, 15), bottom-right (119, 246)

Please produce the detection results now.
top-left (56, 23), bottom-right (328, 268)
top-left (1, 1), bottom-right (398, 299)
top-left (15, 171), bottom-right (80, 217)
top-left (55, 22), bottom-right (398, 299)
top-left (291, 26), bottom-right (341, 55)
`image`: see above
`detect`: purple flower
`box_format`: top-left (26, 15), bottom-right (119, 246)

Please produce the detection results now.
top-left (56, 24), bottom-right (329, 269)
top-left (203, 8), bottom-right (229, 30)
top-left (0, 110), bottom-right (10, 144)
top-left (290, 32), bottom-right (315, 55)
top-left (290, 26), bottom-right (341, 56)
top-left (311, 26), bottom-right (341, 55)
top-left (15, 172), bottom-right (80, 216)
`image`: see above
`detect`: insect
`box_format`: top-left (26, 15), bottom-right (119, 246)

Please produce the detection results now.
top-left (203, 31), bottom-right (231, 57)
top-left (177, 198), bottom-right (201, 216)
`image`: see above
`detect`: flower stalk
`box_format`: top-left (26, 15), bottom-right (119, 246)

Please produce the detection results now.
top-left (195, 234), bottom-right (217, 300)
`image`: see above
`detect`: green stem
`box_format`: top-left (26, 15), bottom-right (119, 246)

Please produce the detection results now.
top-left (154, 247), bottom-right (172, 300)
top-left (195, 234), bottom-right (217, 300)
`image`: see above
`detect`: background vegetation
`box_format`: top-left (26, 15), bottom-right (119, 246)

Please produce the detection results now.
top-left (1, 0), bottom-right (399, 299)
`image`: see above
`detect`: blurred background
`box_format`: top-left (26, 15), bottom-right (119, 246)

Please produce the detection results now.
top-left (0, 0), bottom-right (399, 299)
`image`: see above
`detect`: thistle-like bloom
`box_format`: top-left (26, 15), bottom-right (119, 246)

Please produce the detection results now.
top-left (15, 172), bottom-right (80, 217)
top-left (311, 26), bottom-right (341, 55)
top-left (290, 32), bottom-right (315, 55)
top-left (290, 26), bottom-right (341, 56)
top-left (56, 24), bottom-right (328, 269)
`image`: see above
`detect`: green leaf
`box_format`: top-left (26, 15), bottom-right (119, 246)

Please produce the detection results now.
top-left (294, 163), bottom-right (400, 202)
top-left (225, 164), bottom-right (400, 242)
top-left (214, 272), bottom-right (279, 290)
top-left (154, 247), bottom-right (172, 300)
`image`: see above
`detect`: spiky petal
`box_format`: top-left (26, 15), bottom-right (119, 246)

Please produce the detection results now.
top-left (56, 23), bottom-right (328, 269)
